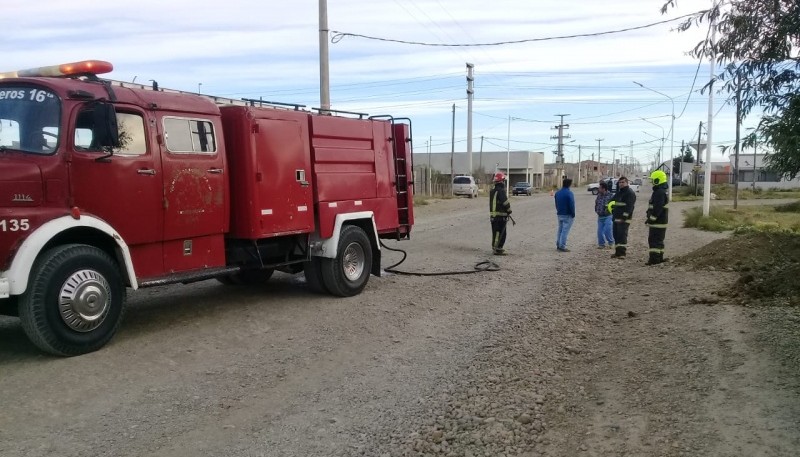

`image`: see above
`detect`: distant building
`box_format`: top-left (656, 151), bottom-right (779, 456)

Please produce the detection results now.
top-left (412, 150), bottom-right (545, 189)
top-left (730, 154), bottom-right (800, 189)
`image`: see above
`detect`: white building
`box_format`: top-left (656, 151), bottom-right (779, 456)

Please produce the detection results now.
top-left (412, 150), bottom-right (545, 188)
top-left (730, 154), bottom-right (800, 189)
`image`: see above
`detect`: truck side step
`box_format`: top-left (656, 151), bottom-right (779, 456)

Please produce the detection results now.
top-left (139, 266), bottom-right (242, 288)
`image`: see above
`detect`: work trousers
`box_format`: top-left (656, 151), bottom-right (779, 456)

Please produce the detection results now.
top-left (491, 217), bottom-right (508, 251)
top-left (648, 226), bottom-right (667, 261)
top-left (612, 220), bottom-right (630, 257)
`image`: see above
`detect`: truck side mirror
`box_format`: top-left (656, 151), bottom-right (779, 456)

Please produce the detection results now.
top-left (92, 102), bottom-right (121, 149)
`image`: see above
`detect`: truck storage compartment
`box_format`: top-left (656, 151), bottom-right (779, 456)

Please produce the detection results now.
top-left (220, 106), bottom-right (315, 240)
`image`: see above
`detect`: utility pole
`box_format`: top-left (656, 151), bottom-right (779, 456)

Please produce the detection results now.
top-left (318, 0), bottom-right (331, 113)
top-left (450, 104), bottom-right (455, 195)
top-left (753, 137), bottom-right (757, 192)
top-left (703, 23), bottom-right (716, 217)
top-left (506, 116), bottom-right (511, 186)
top-left (595, 138), bottom-right (604, 176)
top-left (577, 145), bottom-right (582, 185)
top-left (733, 75), bottom-right (741, 209)
top-left (695, 121), bottom-right (703, 195)
top-left (552, 114), bottom-right (570, 184)
top-left (427, 135), bottom-right (432, 196)
top-left (630, 140), bottom-right (634, 177)
top-left (479, 135), bottom-right (484, 183)
top-left (466, 63), bottom-right (474, 177)
top-left (612, 149), bottom-right (617, 177)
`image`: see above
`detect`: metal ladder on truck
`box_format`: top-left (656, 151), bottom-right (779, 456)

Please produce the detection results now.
top-left (372, 116), bottom-right (413, 239)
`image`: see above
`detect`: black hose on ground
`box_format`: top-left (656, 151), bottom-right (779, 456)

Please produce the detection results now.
top-left (379, 240), bottom-right (500, 276)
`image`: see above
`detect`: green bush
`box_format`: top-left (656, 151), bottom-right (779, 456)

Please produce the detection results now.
top-left (774, 200), bottom-right (800, 213)
top-left (683, 206), bottom-right (738, 232)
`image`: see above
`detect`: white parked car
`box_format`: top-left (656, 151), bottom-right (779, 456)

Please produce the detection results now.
top-left (587, 178), bottom-right (639, 195)
top-left (452, 175), bottom-right (478, 198)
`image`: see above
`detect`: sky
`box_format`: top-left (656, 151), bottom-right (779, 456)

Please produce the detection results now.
top-left (3, 0), bottom-right (756, 170)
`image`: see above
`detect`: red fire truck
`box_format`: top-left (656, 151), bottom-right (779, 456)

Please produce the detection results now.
top-left (0, 60), bottom-right (414, 356)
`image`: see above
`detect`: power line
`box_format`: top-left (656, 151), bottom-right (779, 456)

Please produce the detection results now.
top-left (331, 11), bottom-right (704, 47)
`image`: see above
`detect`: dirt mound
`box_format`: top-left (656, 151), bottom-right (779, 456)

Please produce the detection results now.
top-left (678, 232), bottom-right (800, 305)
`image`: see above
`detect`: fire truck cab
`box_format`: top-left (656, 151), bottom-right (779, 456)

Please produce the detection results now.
top-left (0, 61), bottom-right (414, 355)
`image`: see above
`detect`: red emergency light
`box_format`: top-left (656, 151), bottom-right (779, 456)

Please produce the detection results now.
top-left (0, 60), bottom-right (113, 79)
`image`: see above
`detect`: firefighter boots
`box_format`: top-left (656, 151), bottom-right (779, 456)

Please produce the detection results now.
top-left (646, 252), bottom-right (665, 265)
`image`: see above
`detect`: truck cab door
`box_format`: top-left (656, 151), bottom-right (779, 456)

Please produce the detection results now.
top-left (69, 105), bottom-right (165, 278)
top-left (159, 116), bottom-right (227, 272)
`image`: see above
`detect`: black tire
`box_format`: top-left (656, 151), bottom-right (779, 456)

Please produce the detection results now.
top-left (216, 268), bottom-right (274, 285)
top-left (18, 244), bottom-right (126, 356)
top-left (303, 257), bottom-right (328, 294)
top-left (320, 225), bottom-right (372, 297)
top-left (591, 189), bottom-right (599, 195)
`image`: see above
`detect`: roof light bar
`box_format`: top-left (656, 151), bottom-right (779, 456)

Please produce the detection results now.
top-left (0, 60), bottom-right (113, 79)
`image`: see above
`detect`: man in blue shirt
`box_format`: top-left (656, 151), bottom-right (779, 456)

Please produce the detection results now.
top-left (554, 178), bottom-right (576, 252)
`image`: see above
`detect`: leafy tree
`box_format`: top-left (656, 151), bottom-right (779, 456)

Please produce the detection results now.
top-left (662, 0), bottom-right (800, 178)
top-left (672, 145), bottom-right (695, 175)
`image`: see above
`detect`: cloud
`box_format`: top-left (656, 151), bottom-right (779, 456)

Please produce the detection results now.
top-left (3, 0), bottom-right (740, 163)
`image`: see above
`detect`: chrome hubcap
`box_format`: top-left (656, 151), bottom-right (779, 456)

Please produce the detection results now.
top-left (342, 242), bottom-right (365, 282)
top-left (58, 270), bottom-right (111, 332)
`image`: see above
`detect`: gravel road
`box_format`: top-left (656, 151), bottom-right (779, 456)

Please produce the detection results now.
top-left (1, 187), bottom-right (798, 457)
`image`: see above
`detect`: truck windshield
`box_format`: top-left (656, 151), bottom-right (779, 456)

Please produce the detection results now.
top-left (0, 86), bottom-right (61, 155)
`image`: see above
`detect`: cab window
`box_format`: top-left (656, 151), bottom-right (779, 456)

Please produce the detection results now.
top-left (163, 117), bottom-right (216, 154)
top-left (74, 110), bottom-right (146, 156)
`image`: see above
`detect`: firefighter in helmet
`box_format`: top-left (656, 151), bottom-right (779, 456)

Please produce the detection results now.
top-left (608, 176), bottom-right (636, 258)
top-left (489, 172), bottom-right (512, 255)
top-left (645, 170), bottom-right (669, 265)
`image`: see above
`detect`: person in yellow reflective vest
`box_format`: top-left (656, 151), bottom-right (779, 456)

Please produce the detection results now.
top-left (645, 170), bottom-right (669, 265)
top-left (608, 176), bottom-right (636, 258)
top-left (489, 172), bottom-right (512, 255)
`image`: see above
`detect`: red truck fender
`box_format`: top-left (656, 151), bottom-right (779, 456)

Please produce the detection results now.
top-left (310, 212), bottom-right (379, 259)
top-left (2, 215), bottom-right (138, 298)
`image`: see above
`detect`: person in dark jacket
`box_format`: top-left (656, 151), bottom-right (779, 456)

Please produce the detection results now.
top-left (608, 176), bottom-right (636, 258)
top-left (646, 170), bottom-right (669, 265)
top-left (489, 172), bottom-right (512, 255)
top-left (554, 178), bottom-right (576, 252)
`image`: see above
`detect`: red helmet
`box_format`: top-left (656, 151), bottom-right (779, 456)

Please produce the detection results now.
top-left (493, 172), bottom-right (506, 183)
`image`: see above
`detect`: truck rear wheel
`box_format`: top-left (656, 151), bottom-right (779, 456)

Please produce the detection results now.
top-left (18, 244), bottom-right (126, 356)
top-left (320, 225), bottom-right (372, 297)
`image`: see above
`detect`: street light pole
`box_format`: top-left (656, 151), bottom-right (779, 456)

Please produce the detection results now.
top-left (634, 81), bottom-right (676, 199)
top-left (319, 0), bottom-right (331, 113)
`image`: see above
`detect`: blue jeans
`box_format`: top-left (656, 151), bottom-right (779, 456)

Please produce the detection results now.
top-left (556, 215), bottom-right (574, 249)
top-left (597, 215), bottom-right (614, 246)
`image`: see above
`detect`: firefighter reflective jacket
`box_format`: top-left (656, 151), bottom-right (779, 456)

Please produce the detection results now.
top-left (490, 183), bottom-right (511, 217)
top-left (611, 185), bottom-right (636, 222)
top-left (646, 182), bottom-right (669, 227)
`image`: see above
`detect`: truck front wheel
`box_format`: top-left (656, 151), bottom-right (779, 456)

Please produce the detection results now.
top-left (320, 225), bottom-right (372, 297)
top-left (18, 244), bottom-right (126, 356)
